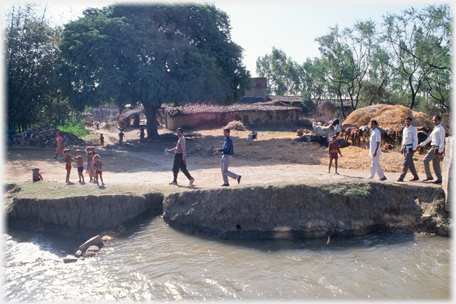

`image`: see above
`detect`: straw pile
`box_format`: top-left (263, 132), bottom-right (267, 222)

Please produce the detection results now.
top-left (224, 120), bottom-right (247, 131)
top-left (343, 105), bottom-right (432, 129)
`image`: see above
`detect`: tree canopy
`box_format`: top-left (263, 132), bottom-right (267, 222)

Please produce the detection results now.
top-left (57, 4), bottom-right (251, 138)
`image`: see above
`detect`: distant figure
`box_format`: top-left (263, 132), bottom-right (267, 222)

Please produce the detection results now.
top-left (32, 168), bottom-right (43, 181)
top-left (139, 127), bottom-right (145, 144)
top-left (119, 130), bottom-right (124, 145)
top-left (95, 121), bottom-right (99, 130)
top-left (168, 127), bottom-right (195, 186)
top-left (367, 120), bottom-right (386, 181)
top-left (248, 130), bottom-right (258, 146)
top-left (64, 149), bottom-right (74, 183)
top-left (75, 149), bottom-right (85, 183)
top-left (397, 117), bottom-right (419, 182)
top-left (94, 154), bottom-right (105, 186)
top-left (213, 128), bottom-right (241, 187)
top-left (54, 132), bottom-right (64, 159)
top-left (328, 135), bottom-right (342, 174)
top-left (416, 115), bottom-right (445, 184)
top-left (100, 134), bottom-right (104, 147)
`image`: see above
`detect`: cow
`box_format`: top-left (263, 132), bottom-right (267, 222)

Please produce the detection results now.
top-left (349, 128), bottom-right (361, 147)
top-left (395, 126), bottom-right (404, 145)
top-left (416, 131), bottom-right (431, 155)
top-left (385, 129), bottom-right (396, 144)
top-left (312, 123), bottom-right (342, 138)
top-left (359, 125), bottom-right (370, 148)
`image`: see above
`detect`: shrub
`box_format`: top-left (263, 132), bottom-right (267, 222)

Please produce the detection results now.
top-left (57, 118), bottom-right (90, 137)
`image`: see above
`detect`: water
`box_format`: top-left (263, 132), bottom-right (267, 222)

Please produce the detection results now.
top-left (4, 216), bottom-right (451, 301)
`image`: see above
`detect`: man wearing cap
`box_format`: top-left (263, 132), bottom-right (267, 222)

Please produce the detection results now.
top-left (416, 115), bottom-right (445, 184)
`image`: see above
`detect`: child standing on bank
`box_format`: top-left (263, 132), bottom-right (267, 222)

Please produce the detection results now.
top-left (328, 136), bottom-right (342, 174)
top-left (100, 134), bottom-right (104, 147)
top-left (86, 151), bottom-right (95, 182)
top-left (75, 149), bottom-right (85, 183)
top-left (64, 149), bottom-right (74, 183)
top-left (93, 154), bottom-right (105, 186)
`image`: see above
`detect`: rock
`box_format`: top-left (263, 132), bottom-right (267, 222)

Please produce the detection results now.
top-left (74, 250), bottom-right (83, 257)
top-left (78, 235), bottom-right (104, 252)
top-left (63, 255), bottom-right (78, 263)
top-left (84, 245), bottom-right (99, 257)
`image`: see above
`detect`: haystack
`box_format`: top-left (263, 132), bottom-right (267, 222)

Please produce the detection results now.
top-left (224, 120), bottom-right (247, 131)
top-left (317, 101), bottom-right (336, 117)
top-left (343, 104), bottom-right (432, 129)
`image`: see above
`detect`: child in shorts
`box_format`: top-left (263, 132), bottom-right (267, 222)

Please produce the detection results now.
top-left (93, 154), bottom-right (105, 186)
top-left (328, 136), bottom-right (342, 174)
top-left (64, 149), bottom-right (74, 183)
top-left (32, 168), bottom-right (43, 181)
top-left (75, 149), bottom-right (85, 183)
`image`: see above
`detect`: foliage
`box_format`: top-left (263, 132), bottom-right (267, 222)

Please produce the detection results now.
top-left (57, 4), bottom-right (251, 138)
top-left (5, 4), bottom-right (69, 132)
top-left (56, 117), bottom-right (90, 137)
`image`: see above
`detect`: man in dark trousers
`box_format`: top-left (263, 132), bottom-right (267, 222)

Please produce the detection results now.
top-left (168, 128), bottom-right (195, 186)
top-left (213, 128), bottom-right (241, 186)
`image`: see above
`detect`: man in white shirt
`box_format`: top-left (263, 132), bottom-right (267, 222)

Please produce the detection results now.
top-left (397, 117), bottom-right (419, 182)
top-left (367, 120), bottom-right (387, 181)
top-left (416, 115), bottom-right (446, 184)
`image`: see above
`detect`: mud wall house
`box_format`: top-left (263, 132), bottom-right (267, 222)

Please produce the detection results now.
top-left (164, 103), bottom-right (302, 130)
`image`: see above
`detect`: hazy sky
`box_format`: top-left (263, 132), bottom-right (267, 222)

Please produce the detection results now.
top-left (6, 0), bottom-right (437, 76)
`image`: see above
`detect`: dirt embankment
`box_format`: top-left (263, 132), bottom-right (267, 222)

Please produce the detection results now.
top-left (163, 182), bottom-right (449, 239)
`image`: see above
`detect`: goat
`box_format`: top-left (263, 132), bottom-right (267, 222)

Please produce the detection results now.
top-left (248, 131), bottom-right (258, 146)
top-left (293, 128), bottom-right (304, 137)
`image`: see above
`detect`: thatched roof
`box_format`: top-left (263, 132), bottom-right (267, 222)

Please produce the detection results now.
top-left (165, 103), bottom-right (302, 118)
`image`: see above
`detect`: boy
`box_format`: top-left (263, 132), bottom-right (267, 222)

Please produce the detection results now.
top-left (75, 149), bottom-right (85, 183)
top-left (64, 149), bottom-right (74, 183)
top-left (100, 134), bottom-right (104, 147)
top-left (86, 151), bottom-right (95, 182)
top-left (32, 168), bottom-right (43, 181)
top-left (328, 136), bottom-right (342, 174)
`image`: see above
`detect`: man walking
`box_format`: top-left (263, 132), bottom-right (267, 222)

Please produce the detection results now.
top-left (213, 128), bottom-right (241, 187)
top-left (397, 117), bottom-right (419, 182)
top-left (168, 128), bottom-right (195, 186)
top-left (367, 120), bottom-right (387, 181)
top-left (416, 115), bottom-right (445, 184)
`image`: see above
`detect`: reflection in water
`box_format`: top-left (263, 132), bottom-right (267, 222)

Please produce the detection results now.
top-left (4, 216), bottom-right (451, 301)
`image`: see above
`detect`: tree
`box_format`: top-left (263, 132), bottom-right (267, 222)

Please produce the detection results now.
top-left (57, 4), bottom-right (251, 138)
top-left (5, 4), bottom-right (65, 131)
top-left (382, 4), bottom-right (452, 110)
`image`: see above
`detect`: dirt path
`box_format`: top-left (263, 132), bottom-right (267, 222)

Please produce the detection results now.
top-left (4, 125), bottom-right (441, 191)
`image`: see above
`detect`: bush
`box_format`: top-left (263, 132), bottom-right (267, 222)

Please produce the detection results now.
top-left (57, 118), bottom-right (90, 137)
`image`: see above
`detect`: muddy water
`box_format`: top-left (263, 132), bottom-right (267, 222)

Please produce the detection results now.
top-left (4, 216), bottom-right (451, 301)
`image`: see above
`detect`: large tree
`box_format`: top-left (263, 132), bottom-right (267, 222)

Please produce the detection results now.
top-left (57, 4), bottom-right (251, 138)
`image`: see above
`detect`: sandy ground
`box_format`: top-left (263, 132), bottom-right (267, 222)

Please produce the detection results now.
top-left (4, 124), bottom-right (442, 190)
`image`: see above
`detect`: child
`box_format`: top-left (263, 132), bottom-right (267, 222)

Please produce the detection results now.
top-left (119, 130), bottom-right (124, 145)
top-left (64, 149), bottom-right (74, 183)
top-left (86, 151), bottom-right (95, 182)
top-left (328, 136), bottom-right (342, 174)
top-left (32, 168), bottom-right (43, 181)
top-left (100, 134), bottom-right (104, 147)
top-left (91, 146), bottom-right (96, 155)
top-left (54, 132), bottom-right (64, 159)
top-left (93, 154), bottom-right (105, 186)
top-left (138, 127), bottom-right (145, 144)
top-left (75, 149), bottom-right (85, 183)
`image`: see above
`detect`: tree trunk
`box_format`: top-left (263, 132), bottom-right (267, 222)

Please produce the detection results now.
top-left (143, 103), bottom-right (159, 138)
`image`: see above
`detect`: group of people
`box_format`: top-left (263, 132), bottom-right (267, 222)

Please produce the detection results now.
top-left (168, 128), bottom-right (241, 187)
top-left (327, 115), bottom-right (446, 184)
top-left (52, 132), bottom-right (105, 186)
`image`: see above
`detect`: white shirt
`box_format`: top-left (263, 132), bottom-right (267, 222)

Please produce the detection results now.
top-left (402, 125), bottom-right (418, 149)
top-left (369, 128), bottom-right (381, 157)
top-left (420, 124), bottom-right (445, 152)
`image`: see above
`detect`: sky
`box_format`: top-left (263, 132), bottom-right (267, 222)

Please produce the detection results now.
top-left (5, 0), bottom-right (437, 77)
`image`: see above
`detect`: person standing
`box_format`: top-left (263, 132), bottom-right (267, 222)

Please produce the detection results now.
top-left (328, 135), bottom-right (342, 174)
top-left (416, 115), bottom-right (445, 184)
top-left (213, 128), bottom-right (241, 186)
top-left (118, 130), bottom-right (124, 145)
top-left (54, 132), bottom-right (64, 159)
top-left (397, 117), bottom-right (419, 182)
top-left (367, 120), bottom-right (387, 181)
top-left (168, 128), bottom-right (195, 186)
